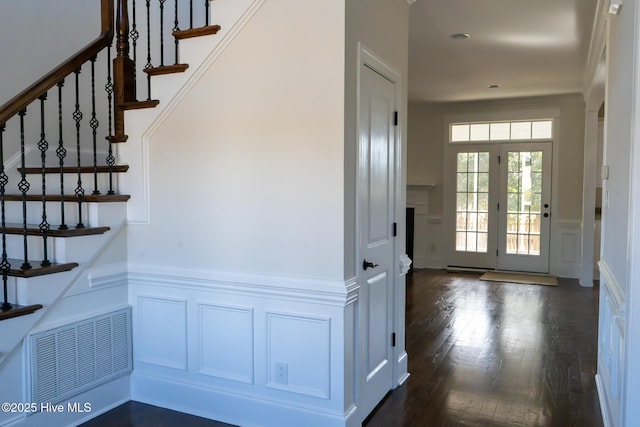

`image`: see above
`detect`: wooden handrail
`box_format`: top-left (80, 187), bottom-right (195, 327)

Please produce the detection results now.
top-left (0, 0), bottom-right (114, 125)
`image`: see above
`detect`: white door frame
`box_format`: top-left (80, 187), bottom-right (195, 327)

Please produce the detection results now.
top-left (443, 111), bottom-right (560, 273)
top-left (355, 42), bottom-right (408, 421)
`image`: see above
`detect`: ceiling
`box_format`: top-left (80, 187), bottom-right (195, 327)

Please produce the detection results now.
top-left (408, 0), bottom-right (599, 102)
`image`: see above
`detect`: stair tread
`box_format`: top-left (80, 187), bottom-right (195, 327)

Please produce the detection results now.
top-left (0, 304), bottom-right (43, 321)
top-left (144, 64), bottom-right (189, 76)
top-left (18, 165), bottom-right (129, 174)
top-left (4, 259), bottom-right (79, 278)
top-left (119, 100), bottom-right (160, 110)
top-left (107, 134), bottom-right (129, 143)
top-left (173, 25), bottom-right (221, 40)
top-left (3, 194), bottom-right (130, 202)
top-left (2, 223), bottom-right (110, 237)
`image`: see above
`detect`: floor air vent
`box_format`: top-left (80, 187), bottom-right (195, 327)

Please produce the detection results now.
top-left (28, 307), bottom-right (132, 405)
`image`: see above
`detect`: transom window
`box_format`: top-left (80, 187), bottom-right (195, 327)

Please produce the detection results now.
top-left (450, 120), bottom-right (553, 143)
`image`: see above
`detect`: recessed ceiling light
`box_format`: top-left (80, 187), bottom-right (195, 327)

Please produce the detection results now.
top-left (450, 33), bottom-right (470, 40)
top-left (488, 84), bottom-right (501, 89)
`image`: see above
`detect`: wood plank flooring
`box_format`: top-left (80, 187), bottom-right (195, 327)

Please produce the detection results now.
top-left (365, 269), bottom-right (603, 427)
top-left (83, 269), bottom-right (603, 426)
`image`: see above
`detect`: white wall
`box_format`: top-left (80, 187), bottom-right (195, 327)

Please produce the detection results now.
top-left (602, 5), bottom-right (633, 294)
top-left (123, 0), bottom-right (412, 424)
top-left (0, 0), bottom-right (100, 106)
top-left (407, 95), bottom-right (586, 276)
top-left (344, 0), bottom-right (410, 280)
top-left (598, 1), bottom-right (640, 426)
top-left (124, 0), bottom-right (356, 425)
top-left (127, 0), bottom-right (345, 280)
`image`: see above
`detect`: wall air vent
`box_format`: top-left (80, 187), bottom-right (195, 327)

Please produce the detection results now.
top-left (28, 307), bottom-right (132, 406)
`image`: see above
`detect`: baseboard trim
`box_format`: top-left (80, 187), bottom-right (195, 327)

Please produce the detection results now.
top-left (595, 374), bottom-right (612, 427)
top-left (2, 375), bottom-right (130, 427)
top-left (396, 351), bottom-right (409, 387)
top-left (131, 372), bottom-right (349, 427)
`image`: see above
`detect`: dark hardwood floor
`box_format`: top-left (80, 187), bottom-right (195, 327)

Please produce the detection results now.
top-left (365, 269), bottom-right (603, 427)
top-left (79, 401), bottom-right (234, 427)
top-left (83, 269), bottom-right (603, 427)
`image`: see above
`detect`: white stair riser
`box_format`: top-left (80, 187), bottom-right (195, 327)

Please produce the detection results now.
top-left (4, 200), bottom-right (124, 228)
top-left (5, 171), bottom-right (120, 196)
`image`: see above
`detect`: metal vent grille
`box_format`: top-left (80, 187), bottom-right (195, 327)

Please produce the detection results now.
top-left (29, 307), bottom-right (132, 405)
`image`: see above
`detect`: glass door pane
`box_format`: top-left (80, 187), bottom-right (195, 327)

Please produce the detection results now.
top-left (505, 151), bottom-right (542, 255)
top-left (455, 152), bottom-right (490, 253)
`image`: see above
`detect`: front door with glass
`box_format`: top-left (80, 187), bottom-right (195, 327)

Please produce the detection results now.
top-left (497, 143), bottom-right (552, 273)
top-left (448, 142), bottom-right (552, 273)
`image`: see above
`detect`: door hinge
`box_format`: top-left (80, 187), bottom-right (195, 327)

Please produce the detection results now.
top-left (498, 155), bottom-right (501, 164)
top-left (497, 203), bottom-right (500, 211)
top-left (393, 111), bottom-right (398, 126)
top-left (391, 333), bottom-right (396, 347)
top-left (392, 222), bottom-right (397, 237)
top-left (496, 249), bottom-right (499, 256)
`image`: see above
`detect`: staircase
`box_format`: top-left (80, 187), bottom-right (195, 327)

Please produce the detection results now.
top-left (0, 0), bottom-right (225, 362)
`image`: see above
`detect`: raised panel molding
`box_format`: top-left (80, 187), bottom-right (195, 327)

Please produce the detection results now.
top-left (129, 268), bottom-right (351, 424)
top-left (197, 303), bottom-right (254, 384)
top-left (599, 259), bottom-right (627, 317)
top-left (597, 261), bottom-right (627, 427)
top-left (266, 311), bottom-right (331, 399)
top-left (137, 296), bottom-right (188, 370)
top-left (549, 220), bottom-right (581, 278)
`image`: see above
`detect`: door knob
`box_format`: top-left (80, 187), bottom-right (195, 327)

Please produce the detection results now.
top-left (544, 203), bottom-right (549, 208)
top-left (363, 259), bottom-right (378, 271)
top-left (544, 213), bottom-right (549, 218)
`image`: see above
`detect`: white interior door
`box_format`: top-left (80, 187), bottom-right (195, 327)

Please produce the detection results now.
top-left (497, 143), bottom-right (552, 273)
top-left (358, 63), bottom-right (396, 417)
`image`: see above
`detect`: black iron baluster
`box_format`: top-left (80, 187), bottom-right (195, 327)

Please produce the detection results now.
top-left (105, 44), bottom-right (116, 195)
top-left (145, 0), bottom-right (153, 100)
top-left (159, 0), bottom-right (167, 67)
top-left (130, 0), bottom-right (139, 66)
top-left (190, 0), bottom-right (193, 29)
top-left (56, 81), bottom-right (68, 230)
top-left (173, 0), bottom-right (180, 65)
top-left (73, 69), bottom-right (85, 229)
top-left (18, 109), bottom-right (31, 270)
top-left (90, 56), bottom-right (100, 195)
top-left (0, 124), bottom-right (11, 311)
top-left (204, 0), bottom-right (209, 26)
top-left (38, 96), bottom-right (51, 267)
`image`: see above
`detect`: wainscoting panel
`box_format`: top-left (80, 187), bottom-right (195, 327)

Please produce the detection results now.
top-left (266, 312), bottom-right (331, 398)
top-left (407, 187), bottom-right (443, 269)
top-left (198, 303), bottom-right (254, 384)
top-left (129, 266), bottom-right (355, 427)
top-left (596, 260), bottom-right (626, 427)
top-left (137, 296), bottom-right (188, 370)
top-left (549, 220), bottom-right (581, 278)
